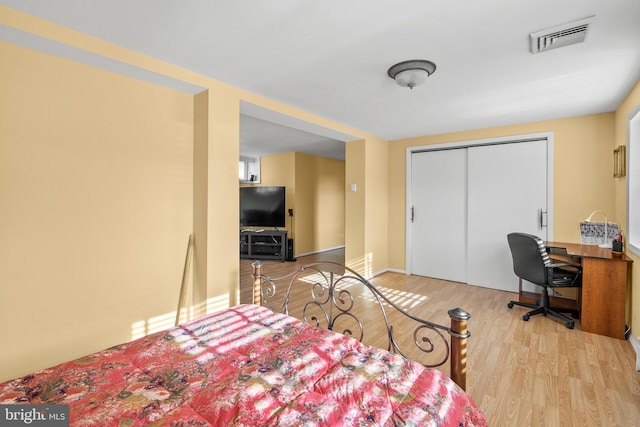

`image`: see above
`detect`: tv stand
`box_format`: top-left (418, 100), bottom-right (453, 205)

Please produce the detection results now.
top-left (240, 230), bottom-right (287, 262)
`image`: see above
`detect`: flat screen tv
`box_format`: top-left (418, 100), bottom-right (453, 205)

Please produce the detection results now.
top-left (240, 186), bottom-right (286, 228)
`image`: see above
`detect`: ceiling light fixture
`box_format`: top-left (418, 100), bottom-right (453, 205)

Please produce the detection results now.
top-left (387, 59), bottom-right (436, 89)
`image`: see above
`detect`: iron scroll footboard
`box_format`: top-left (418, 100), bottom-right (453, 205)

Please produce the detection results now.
top-left (251, 261), bottom-right (471, 391)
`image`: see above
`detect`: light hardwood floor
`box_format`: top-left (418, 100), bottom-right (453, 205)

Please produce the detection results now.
top-left (240, 249), bottom-right (640, 426)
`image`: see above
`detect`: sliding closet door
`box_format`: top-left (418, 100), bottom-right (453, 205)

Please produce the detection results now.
top-left (410, 149), bottom-right (467, 282)
top-left (466, 140), bottom-right (548, 292)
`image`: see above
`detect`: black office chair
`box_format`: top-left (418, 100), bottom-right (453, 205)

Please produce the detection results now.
top-left (506, 232), bottom-right (582, 329)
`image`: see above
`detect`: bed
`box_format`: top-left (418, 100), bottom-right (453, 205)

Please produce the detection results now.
top-left (0, 262), bottom-right (487, 426)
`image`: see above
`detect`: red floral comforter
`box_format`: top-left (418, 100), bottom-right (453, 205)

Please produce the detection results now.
top-left (0, 304), bottom-right (486, 426)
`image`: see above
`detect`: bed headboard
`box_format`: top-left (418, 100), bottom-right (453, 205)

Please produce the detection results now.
top-left (251, 261), bottom-right (471, 390)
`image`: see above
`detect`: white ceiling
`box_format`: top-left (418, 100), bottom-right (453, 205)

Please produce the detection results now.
top-left (2, 0), bottom-right (640, 160)
top-left (241, 115), bottom-right (346, 160)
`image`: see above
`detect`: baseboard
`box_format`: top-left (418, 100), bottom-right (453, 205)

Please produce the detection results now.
top-left (294, 245), bottom-right (345, 258)
top-left (629, 333), bottom-right (640, 372)
top-left (361, 267), bottom-right (406, 280)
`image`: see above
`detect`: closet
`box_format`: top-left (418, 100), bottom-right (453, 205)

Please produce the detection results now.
top-left (407, 135), bottom-right (552, 292)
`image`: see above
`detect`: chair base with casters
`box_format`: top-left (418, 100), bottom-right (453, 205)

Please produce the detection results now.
top-left (507, 279), bottom-right (579, 329)
top-left (506, 232), bottom-right (582, 330)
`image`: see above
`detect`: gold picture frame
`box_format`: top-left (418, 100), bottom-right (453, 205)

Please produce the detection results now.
top-left (614, 145), bottom-right (626, 178)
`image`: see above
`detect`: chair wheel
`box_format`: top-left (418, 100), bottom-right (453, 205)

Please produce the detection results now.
top-left (566, 321), bottom-right (575, 329)
top-left (523, 314), bottom-right (530, 321)
top-left (507, 302), bottom-right (514, 309)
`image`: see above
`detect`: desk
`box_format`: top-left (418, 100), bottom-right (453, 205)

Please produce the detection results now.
top-left (545, 241), bottom-right (632, 339)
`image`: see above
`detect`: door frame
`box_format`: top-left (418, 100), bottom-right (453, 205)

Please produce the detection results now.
top-left (405, 131), bottom-right (554, 275)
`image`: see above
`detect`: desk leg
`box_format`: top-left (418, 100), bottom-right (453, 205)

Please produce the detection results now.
top-left (580, 257), bottom-right (628, 340)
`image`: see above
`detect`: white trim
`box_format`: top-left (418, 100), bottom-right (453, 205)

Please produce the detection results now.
top-left (405, 147), bottom-right (414, 273)
top-left (405, 132), bottom-right (554, 275)
top-left (629, 334), bottom-right (640, 371)
top-left (294, 245), bottom-right (345, 258)
top-left (363, 267), bottom-right (406, 278)
top-left (362, 267), bottom-right (407, 279)
top-left (627, 104), bottom-right (640, 256)
top-left (365, 268), bottom-right (387, 279)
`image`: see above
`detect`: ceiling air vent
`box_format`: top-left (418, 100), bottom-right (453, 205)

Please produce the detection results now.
top-left (529, 16), bottom-right (594, 54)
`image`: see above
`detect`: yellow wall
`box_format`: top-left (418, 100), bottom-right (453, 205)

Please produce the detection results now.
top-left (294, 152), bottom-right (345, 254)
top-left (205, 90), bottom-right (241, 311)
top-left (364, 137), bottom-right (390, 276)
top-left (387, 110), bottom-right (640, 335)
top-left (614, 80), bottom-right (640, 338)
top-left (4, 4), bottom-right (637, 381)
top-left (345, 140), bottom-right (366, 271)
top-left (0, 6), bottom-right (377, 382)
top-left (388, 113), bottom-right (616, 270)
top-left (0, 41), bottom-right (193, 380)
top-left (254, 152), bottom-right (345, 255)
top-left (345, 137), bottom-right (390, 277)
top-left (193, 91), bottom-right (210, 311)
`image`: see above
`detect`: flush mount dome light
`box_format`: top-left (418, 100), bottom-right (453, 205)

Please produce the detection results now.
top-left (387, 59), bottom-right (436, 89)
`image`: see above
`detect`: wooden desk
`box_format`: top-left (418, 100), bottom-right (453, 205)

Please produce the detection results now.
top-left (546, 241), bottom-right (632, 339)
